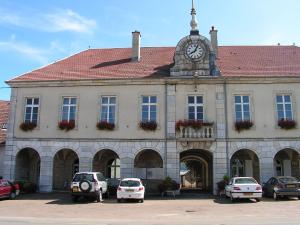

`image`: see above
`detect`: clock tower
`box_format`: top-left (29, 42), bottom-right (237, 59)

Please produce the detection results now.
top-left (170, 0), bottom-right (219, 77)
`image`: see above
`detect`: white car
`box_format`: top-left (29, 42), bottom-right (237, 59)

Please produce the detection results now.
top-left (225, 177), bottom-right (262, 202)
top-left (117, 178), bottom-right (145, 203)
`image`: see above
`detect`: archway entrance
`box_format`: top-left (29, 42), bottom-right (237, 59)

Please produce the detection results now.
top-left (230, 149), bottom-right (260, 182)
top-left (274, 149), bottom-right (299, 179)
top-left (15, 148), bottom-right (40, 186)
top-left (180, 149), bottom-right (213, 192)
top-left (93, 149), bottom-right (120, 179)
top-left (53, 149), bottom-right (79, 190)
top-left (134, 149), bottom-right (163, 180)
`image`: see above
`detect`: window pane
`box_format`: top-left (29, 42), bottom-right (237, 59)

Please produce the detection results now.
top-left (243, 96), bottom-right (249, 103)
top-left (243, 104), bottom-right (250, 112)
top-left (62, 113), bottom-right (69, 121)
top-left (33, 98), bottom-right (39, 105)
top-left (285, 111), bottom-right (292, 120)
top-left (26, 98), bottom-right (32, 105)
top-left (70, 106), bottom-right (76, 114)
top-left (26, 107), bottom-right (32, 114)
top-left (188, 96), bottom-right (194, 104)
top-left (142, 105), bottom-right (148, 113)
top-left (277, 104), bottom-right (283, 111)
top-left (235, 96), bottom-right (241, 103)
top-left (236, 112), bottom-right (242, 121)
top-left (285, 104), bottom-right (292, 111)
top-left (110, 97), bottom-right (116, 104)
top-left (188, 113), bottom-right (195, 120)
top-left (142, 96), bottom-right (149, 104)
top-left (32, 107), bottom-right (39, 114)
top-left (244, 112), bottom-right (250, 120)
top-left (197, 113), bottom-right (203, 121)
top-left (63, 98), bottom-right (69, 104)
top-left (150, 105), bottom-right (156, 112)
top-left (196, 106), bottom-right (203, 114)
top-left (102, 97), bottom-right (108, 104)
top-left (277, 111), bottom-right (284, 120)
top-left (150, 112), bottom-right (156, 121)
top-left (150, 96), bottom-right (157, 103)
top-left (276, 95), bottom-right (283, 103)
top-left (25, 114), bottom-right (31, 122)
top-left (71, 98), bottom-right (77, 105)
top-left (69, 113), bottom-right (76, 120)
top-left (142, 112), bottom-right (148, 121)
top-left (196, 96), bottom-right (203, 104)
top-left (188, 106), bottom-right (194, 114)
top-left (235, 104), bottom-right (242, 112)
top-left (32, 114), bottom-right (38, 122)
top-left (284, 95), bottom-right (291, 102)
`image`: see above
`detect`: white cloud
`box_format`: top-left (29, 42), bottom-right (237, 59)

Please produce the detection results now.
top-left (0, 8), bottom-right (97, 33)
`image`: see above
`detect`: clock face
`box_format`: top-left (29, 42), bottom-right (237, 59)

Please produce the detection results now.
top-left (186, 43), bottom-right (204, 60)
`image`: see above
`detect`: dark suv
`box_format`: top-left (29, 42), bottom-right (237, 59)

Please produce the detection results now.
top-left (70, 172), bottom-right (108, 202)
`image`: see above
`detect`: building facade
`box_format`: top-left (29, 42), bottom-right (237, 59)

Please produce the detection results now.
top-left (2, 4), bottom-right (300, 194)
top-left (0, 100), bottom-right (10, 176)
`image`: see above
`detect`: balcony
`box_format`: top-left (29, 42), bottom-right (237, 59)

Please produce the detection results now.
top-left (176, 120), bottom-right (215, 140)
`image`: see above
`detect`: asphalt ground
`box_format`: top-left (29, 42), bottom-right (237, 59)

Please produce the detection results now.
top-left (0, 193), bottom-right (299, 225)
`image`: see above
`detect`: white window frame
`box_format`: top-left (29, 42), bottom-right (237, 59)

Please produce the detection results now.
top-left (276, 94), bottom-right (293, 120)
top-left (141, 95), bottom-right (157, 122)
top-left (234, 95), bottom-right (251, 122)
top-left (187, 95), bottom-right (204, 121)
top-left (24, 97), bottom-right (40, 124)
top-left (100, 96), bottom-right (116, 124)
top-left (61, 97), bottom-right (77, 122)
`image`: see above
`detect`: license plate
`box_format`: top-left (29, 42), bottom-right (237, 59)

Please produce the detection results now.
top-left (243, 193), bottom-right (252, 196)
top-left (286, 185), bottom-right (296, 188)
top-left (72, 187), bottom-right (78, 192)
top-left (126, 189), bottom-right (134, 192)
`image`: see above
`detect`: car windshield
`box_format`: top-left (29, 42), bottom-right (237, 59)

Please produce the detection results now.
top-left (235, 178), bottom-right (257, 184)
top-left (279, 177), bottom-right (298, 183)
top-left (120, 180), bottom-right (141, 187)
top-left (73, 173), bottom-right (94, 182)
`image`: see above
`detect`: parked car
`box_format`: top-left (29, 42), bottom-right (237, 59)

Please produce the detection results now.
top-left (0, 179), bottom-right (20, 200)
top-left (70, 172), bottom-right (108, 202)
top-left (117, 178), bottom-right (145, 203)
top-left (262, 176), bottom-right (300, 200)
top-left (225, 177), bottom-right (262, 202)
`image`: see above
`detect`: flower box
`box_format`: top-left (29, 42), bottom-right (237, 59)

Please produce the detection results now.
top-left (58, 120), bottom-right (75, 131)
top-left (278, 119), bottom-right (296, 130)
top-left (139, 121), bottom-right (157, 131)
top-left (234, 120), bottom-right (253, 132)
top-left (19, 122), bottom-right (37, 131)
top-left (175, 120), bottom-right (213, 132)
top-left (96, 121), bottom-right (115, 131)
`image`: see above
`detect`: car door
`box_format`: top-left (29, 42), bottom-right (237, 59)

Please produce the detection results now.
top-left (1, 181), bottom-right (11, 196)
top-left (225, 179), bottom-right (233, 196)
top-left (0, 181), bottom-right (4, 197)
top-left (268, 178), bottom-right (276, 195)
top-left (263, 178), bottom-right (272, 196)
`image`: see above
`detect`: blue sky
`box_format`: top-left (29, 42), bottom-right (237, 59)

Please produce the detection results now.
top-left (0, 0), bottom-right (299, 100)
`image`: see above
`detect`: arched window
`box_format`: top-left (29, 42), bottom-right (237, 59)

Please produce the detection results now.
top-left (107, 158), bottom-right (120, 179)
top-left (231, 159), bottom-right (244, 177)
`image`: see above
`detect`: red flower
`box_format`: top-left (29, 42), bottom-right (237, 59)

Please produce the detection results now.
top-left (139, 121), bottom-right (157, 131)
top-left (19, 122), bottom-right (37, 131)
top-left (234, 120), bottom-right (253, 132)
top-left (58, 120), bottom-right (75, 131)
top-left (96, 121), bottom-right (115, 131)
top-left (278, 119), bottom-right (296, 130)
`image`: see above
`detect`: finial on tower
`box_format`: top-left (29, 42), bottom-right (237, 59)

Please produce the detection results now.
top-left (190, 0), bottom-right (199, 35)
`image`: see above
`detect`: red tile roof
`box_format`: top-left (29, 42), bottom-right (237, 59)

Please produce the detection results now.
top-left (8, 45), bottom-right (300, 82)
top-left (0, 100), bottom-right (10, 144)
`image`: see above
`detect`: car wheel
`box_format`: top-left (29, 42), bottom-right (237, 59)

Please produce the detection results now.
top-left (255, 198), bottom-right (261, 202)
top-left (140, 199), bottom-right (144, 203)
top-left (298, 196), bottom-right (300, 200)
top-left (117, 199), bottom-right (121, 203)
top-left (273, 192), bottom-right (278, 201)
top-left (9, 192), bottom-right (16, 200)
top-left (230, 193), bottom-right (235, 202)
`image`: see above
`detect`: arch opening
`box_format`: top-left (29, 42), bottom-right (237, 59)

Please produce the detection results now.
top-left (274, 149), bottom-right (300, 179)
top-left (93, 149), bottom-right (120, 179)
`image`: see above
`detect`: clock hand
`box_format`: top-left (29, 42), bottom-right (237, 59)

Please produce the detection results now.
top-left (190, 45), bottom-right (199, 54)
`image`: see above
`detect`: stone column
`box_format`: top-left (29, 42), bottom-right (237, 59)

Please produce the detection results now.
top-left (166, 84), bottom-right (179, 181)
top-left (213, 141), bottom-right (228, 195)
top-left (3, 88), bottom-right (18, 180)
top-left (79, 146), bottom-right (93, 172)
top-left (39, 154), bottom-right (53, 192)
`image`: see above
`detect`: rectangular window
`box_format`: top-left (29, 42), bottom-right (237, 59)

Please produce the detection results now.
top-left (276, 94), bottom-right (293, 120)
top-left (100, 96), bottom-right (116, 124)
top-left (141, 96), bottom-right (157, 122)
top-left (61, 97), bottom-right (77, 122)
top-left (234, 95), bottom-right (250, 122)
top-left (24, 97), bottom-right (39, 124)
top-left (188, 95), bottom-right (203, 121)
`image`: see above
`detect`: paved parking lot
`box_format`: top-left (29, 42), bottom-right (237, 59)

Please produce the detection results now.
top-left (0, 193), bottom-right (299, 225)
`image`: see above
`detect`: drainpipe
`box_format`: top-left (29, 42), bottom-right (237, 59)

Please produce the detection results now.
top-left (223, 80), bottom-right (230, 176)
top-left (164, 82), bottom-right (168, 178)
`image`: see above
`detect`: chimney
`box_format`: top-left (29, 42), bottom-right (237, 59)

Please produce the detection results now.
top-left (210, 26), bottom-right (218, 57)
top-left (132, 31), bottom-right (141, 61)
